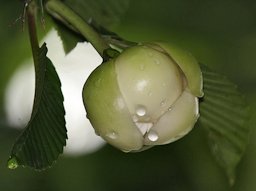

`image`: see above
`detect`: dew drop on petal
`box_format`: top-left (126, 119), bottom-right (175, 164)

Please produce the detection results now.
top-left (160, 99), bottom-right (166, 107)
top-left (106, 131), bottom-right (118, 140)
top-left (136, 106), bottom-right (146, 117)
top-left (154, 59), bottom-right (160, 65)
top-left (148, 131), bottom-right (159, 142)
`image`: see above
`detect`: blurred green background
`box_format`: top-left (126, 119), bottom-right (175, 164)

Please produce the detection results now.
top-left (1, 0), bottom-right (256, 190)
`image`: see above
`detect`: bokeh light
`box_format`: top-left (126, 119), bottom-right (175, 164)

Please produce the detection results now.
top-left (4, 29), bottom-right (106, 156)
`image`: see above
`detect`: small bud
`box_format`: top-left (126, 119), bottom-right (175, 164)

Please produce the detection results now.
top-left (82, 43), bottom-right (203, 152)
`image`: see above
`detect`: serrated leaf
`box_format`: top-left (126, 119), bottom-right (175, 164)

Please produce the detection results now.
top-left (199, 64), bottom-right (250, 184)
top-left (53, 19), bottom-right (84, 54)
top-left (8, 43), bottom-right (67, 170)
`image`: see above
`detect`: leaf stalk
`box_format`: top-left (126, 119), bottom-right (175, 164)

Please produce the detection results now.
top-left (27, 2), bottom-right (40, 67)
top-left (46, 0), bottom-right (110, 57)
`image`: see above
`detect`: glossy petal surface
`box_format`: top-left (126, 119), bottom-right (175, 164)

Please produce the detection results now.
top-left (144, 90), bottom-right (199, 145)
top-left (115, 45), bottom-right (183, 122)
top-left (83, 60), bottom-right (143, 152)
top-left (154, 42), bottom-right (203, 97)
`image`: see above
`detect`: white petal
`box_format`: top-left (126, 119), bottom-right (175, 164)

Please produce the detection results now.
top-left (115, 45), bottom-right (183, 122)
top-left (144, 90), bottom-right (199, 145)
top-left (83, 60), bottom-right (144, 152)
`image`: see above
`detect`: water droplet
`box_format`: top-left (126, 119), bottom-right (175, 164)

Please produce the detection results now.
top-left (136, 106), bottom-right (146, 117)
top-left (94, 78), bottom-right (102, 87)
top-left (8, 157), bottom-right (18, 170)
top-left (106, 131), bottom-right (118, 140)
top-left (168, 107), bottom-right (172, 111)
top-left (148, 131), bottom-right (159, 142)
top-left (154, 59), bottom-right (160, 65)
top-left (160, 99), bottom-right (166, 107)
top-left (148, 91), bottom-right (153, 96)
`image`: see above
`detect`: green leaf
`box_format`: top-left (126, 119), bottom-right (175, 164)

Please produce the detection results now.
top-left (53, 19), bottom-right (84, 54)
top-left (199, 64), bottom-right (250, 185)
top-left (8, 43), bottom-right (67, 170)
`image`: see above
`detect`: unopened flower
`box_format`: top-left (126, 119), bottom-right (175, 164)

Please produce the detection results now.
top-left (82, 42), bottom-right (203, 152)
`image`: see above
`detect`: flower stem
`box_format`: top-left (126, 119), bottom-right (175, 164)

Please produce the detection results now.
top-left (27, 1), bottom-right (40, 67)
top-left (46, 0), bottom-right (110, 57)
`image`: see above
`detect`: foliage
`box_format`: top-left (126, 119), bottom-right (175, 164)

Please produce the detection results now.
top-left (199, 64), bottom-right (250, 184)
top-left (5, 0), bottom-right (252, 186)
top-left (8, 43), bottom-right (67, 170)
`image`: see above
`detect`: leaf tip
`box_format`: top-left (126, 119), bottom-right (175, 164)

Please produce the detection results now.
top-left (7, 156), bottom-right (19, 170)
top-left (228, 172), bottom-right (236, 187)
top-left (229, 178), bottom-right (235, 187)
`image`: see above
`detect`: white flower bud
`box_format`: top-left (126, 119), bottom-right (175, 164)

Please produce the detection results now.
top-left (82, 43), bottom-right (203, 152)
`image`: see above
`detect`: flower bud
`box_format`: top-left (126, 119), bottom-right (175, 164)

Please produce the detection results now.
top-left (82, 43), bottom-right (203, 152)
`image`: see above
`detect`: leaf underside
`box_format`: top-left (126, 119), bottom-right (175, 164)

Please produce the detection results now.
top-left (8, 43), bottom-right (67, 170)
top-left (53, 19), bottom-right (85, 54)
top-left (199, 64), bottom-right (250, 184)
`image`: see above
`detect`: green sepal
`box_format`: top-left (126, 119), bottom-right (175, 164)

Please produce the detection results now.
top-left (82, 60), bottom-right (143, 152)
top-left (152, 42), bottom-right (204, 97)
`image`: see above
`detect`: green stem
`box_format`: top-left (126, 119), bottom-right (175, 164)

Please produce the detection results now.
top-left (46, 0), bottom-right (110, 57)
top-left (27, 2), bottom-right (40, 67)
